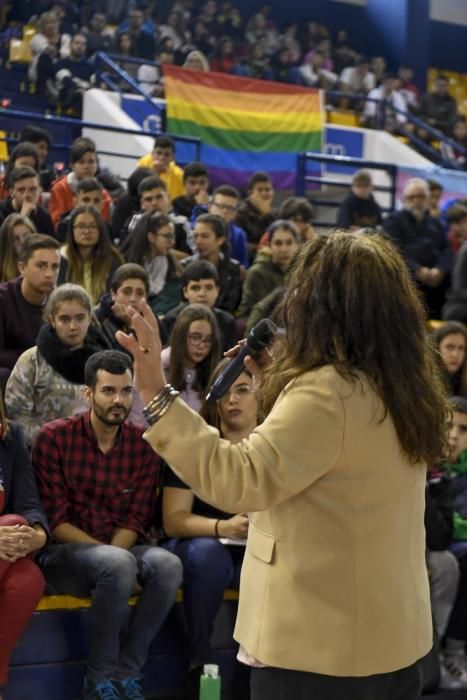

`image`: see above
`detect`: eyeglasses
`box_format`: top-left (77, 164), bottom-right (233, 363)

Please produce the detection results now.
top-left (74, 223), bottom-right (99, 231)
top-left (157, 232), bottom-right (175, 240)
top-left (218, 385), bottom-right (256, 402)
top-left (188, 333), bottom-right (213, 347)
top-left (212, 201), bottom-right (237, 212)
top-left (405, 193), bottom-right (427, 201)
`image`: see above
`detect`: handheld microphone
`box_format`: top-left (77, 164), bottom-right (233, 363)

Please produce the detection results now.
top-left (206, 319), bottom-right (278, 403)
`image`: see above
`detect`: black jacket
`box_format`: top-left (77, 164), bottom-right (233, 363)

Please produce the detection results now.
top-left (0, 422), bottom-right (49, 533)
top-left (337, 192), bottom-right (383, 229)
top-left (0, 197), bottom-right (55, 237)
top-left (383, 209), bottom-right (454, 274)
top-left (426, 469), bottom-right (455, 551)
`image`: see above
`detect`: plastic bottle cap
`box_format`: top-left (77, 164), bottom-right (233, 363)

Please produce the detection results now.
top-left (203, 664), bottom-right (219, 678)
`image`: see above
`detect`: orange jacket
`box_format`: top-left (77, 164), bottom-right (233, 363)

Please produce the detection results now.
top-left (49, 176), bottom-right (112, 228)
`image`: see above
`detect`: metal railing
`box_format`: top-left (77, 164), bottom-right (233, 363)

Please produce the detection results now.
top-left (326, 89), bottom-right (467, 166)
top-left (0, 106), bottom-right (201, 168)
top-left (296, 152), bottom-right (397, 228)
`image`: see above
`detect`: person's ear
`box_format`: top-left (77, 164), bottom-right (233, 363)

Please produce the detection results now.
top-left (84, 386), bottom-right (93, 403)
top-left (182, 286), bottom-right (188, 300)
top-left (17, 260), bottom-right (25, 275)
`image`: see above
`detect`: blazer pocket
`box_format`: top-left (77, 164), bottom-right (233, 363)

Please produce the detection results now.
top-left (248, 524), bottom-right (275, 564)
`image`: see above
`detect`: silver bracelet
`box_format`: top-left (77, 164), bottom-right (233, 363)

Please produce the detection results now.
top-left (143, 385), bottom-right (180, 426)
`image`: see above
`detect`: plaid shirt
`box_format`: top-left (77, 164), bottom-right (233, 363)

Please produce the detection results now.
top-left (32, 412), bottom-right (160, 542)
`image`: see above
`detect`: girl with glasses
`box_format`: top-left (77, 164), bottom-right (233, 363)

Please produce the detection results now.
top-left (161, 304), bottom-right (221, 412)
top-left (58, 205), bottom-right (123, 304)
top-left (121, 211), bottom-right (182, 315)
top-left (161, 360), bottom-right (258, 698)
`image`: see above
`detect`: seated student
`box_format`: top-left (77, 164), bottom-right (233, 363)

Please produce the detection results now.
top-left (96, 263), bottom-right (151, 350)
top-left (446, 205), bottom-right (467, 255)
top-left (56, 177), bottom-right (105, 242)
top-left (120, 212), bottom-right (182, 316)
top-left (336, 169), bottom-right (383, 230)
top-left (438, 396), bottom-right (467, 687)
top-left (257, 197), bottom-right (316, 250)
top-left (49, 137), bottom-right (112, 228)
top-left (5, 284), bottom-right (105, 447)
top-left (238, 220), bottom-right (299, 320)
top-left (161, 360), bottom-right (258, 698)
top-left (33, 350), bottom-right (183, 700)
top-left (161, 304), bottom-right (221, 412)
top-left (0, 389), bottom-right (49, 700)
top-left (428, 179), bottom-right (444, 220)
top-left (120, 176), bottom-right (192, 257)
top-left (235, 171), bottom-right (276, 262)
top-left (192, 185), bottom-right (250, 270)
top-left (0, 214), bottom-right (36, 283)
top-left (0, 142), bottom-right (41, 201)
top-left (0, 166), bottom-right (55, 237)
top-left (110, 167), bottom-right (153, 243)
top-left (172, 162), bottom-right (209, 219)
top-left (431, 322), bottom-right (467, 397)
top-left (425, 458), bottom-right (461, 690)
top-left (443, 237), bottom-right (467, 323)
top-left (246, 286), bottom-right (286, 335)
top-left (181, 214), bottom-right (242, 314)
top-left (161, 260), bottom-right (237, 352)
top-left (279, 196), bottom-right (316, 242)
top-left (0, 234), bottom-right (60, 390)
top-left (18, 125), bottom-right (56, 193)
top-left (137, 135), bottom-right (185, 201)
top-left (58, 205), bottom-right (124, 304)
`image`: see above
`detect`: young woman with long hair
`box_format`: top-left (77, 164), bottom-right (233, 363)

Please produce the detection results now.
top-left (432, 321), bottom-right (467, 397)
top-left (161, 360), bottom-right (258, 697)
top-left (58, 205), bottom-right (124, 303)
top-left (120, 231), bottom-right (450, 700)
top-left (0, 389), bottom-right (48, 700)
top-left (161, 304), bottom-right (221, 412)
top-left (5, 284), bottom-right (105, 447)
top-left (120, 211), bottom-right (182, 315)
top-left (0, 213), bottom-right (36, 283)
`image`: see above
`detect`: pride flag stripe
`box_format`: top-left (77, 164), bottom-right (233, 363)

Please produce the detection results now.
top-left (164, 65), bottom-right (324, 189)
top-left (167, 100), bottom-right (323, 134)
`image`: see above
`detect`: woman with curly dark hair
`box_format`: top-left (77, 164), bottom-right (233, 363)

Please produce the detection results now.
top-left (121, 232), bottom-right (449, 700)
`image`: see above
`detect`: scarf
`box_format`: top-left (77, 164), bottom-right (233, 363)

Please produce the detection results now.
top-left (36, 323), bottom-right (104, 384)
top-left (144, 255), bottom-right (169, 296)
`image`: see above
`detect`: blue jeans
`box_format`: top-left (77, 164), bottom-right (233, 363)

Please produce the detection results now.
top-left (38, 543), bottom-right (183, 681)
top-left (161, 537), bottom-right (244, 665)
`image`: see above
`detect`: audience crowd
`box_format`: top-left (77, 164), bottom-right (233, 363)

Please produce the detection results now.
top-left (3, 0), bottom-right (467, 164)
top-left (0, 2), bottom-right (467, 700)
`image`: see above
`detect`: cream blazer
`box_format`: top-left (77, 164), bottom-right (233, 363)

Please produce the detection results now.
top-left (145, 365), bottom-right (432, 677)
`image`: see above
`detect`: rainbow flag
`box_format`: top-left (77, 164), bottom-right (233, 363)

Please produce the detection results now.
top-left (163, 65), bottom-right (324, 190)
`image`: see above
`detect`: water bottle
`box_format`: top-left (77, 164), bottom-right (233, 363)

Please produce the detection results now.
top-left (199, 664), bottom-right (221, 700)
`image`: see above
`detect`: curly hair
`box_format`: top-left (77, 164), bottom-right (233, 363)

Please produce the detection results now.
top-left (260, 231), bottom-right (449, 465)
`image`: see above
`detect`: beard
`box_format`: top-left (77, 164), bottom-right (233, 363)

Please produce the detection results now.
top-left (92, 401), bottom-right (130, 426)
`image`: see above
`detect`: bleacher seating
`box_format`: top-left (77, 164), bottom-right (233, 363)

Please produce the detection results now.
top-left (8, 591), bottom-right (240, 700)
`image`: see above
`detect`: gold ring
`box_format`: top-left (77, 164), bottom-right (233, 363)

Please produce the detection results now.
top-left (139, 346), bottom-right (149, 354)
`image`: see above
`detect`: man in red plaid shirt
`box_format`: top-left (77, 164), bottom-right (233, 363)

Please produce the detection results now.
top-left (33, 350), bottom-right (182, 700)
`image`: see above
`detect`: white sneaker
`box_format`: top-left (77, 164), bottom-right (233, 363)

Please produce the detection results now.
top-left (441, 652), bottom-right (467, 689)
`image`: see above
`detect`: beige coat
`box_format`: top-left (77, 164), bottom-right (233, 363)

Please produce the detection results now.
top-left (145, 365), bottom-right (432, 677)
